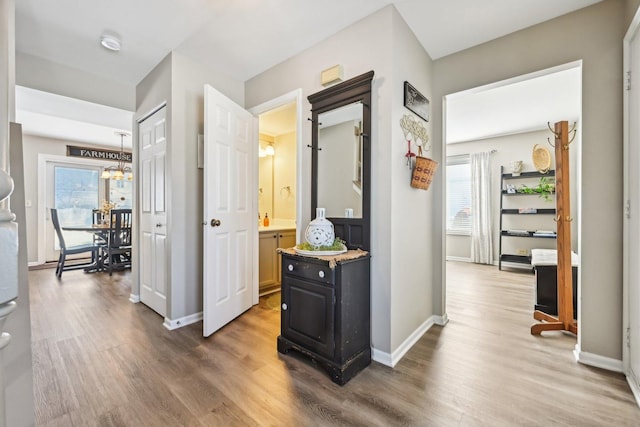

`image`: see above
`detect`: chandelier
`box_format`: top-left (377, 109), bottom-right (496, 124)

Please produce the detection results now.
top-left (101, 131), bottom-right (132, 181)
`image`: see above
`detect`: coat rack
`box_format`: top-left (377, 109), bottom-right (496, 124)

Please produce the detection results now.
top-left (531, 120), bottom-right (578, 335)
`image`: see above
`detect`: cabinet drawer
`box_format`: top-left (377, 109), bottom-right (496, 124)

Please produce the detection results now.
top-left (282, 258), bottom-right (334, 284)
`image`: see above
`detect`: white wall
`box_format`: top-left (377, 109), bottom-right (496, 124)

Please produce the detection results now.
top-left (433, 0), bottom-right (625, 360)
top-left (246, 6), bottom-right (435, 359)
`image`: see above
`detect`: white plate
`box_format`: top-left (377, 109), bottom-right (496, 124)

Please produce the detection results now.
top-left (293, 245), bottom-right (347, 256)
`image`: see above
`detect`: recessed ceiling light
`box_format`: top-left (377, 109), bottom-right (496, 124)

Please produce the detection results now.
top-left (100, 35), bottom-right (121, 52)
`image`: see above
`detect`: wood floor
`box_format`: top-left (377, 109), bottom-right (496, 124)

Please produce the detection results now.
top-left (29, 262), bottom-right (640, 426)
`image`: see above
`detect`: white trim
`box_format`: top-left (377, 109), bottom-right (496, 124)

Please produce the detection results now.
top-left (129, 294), bottom-right (140, 303)
top-left (135, 101), bottom-right (167, 124)
top-left (445, 60), bottom-right (583, 101)
top-left (573, 344), bottom-right (624, 373)
top-left (371, 315), bottom-right (438, 368)
top-left (27, 261), bottom-right (41, 267)
top-left (622, 5), bottom-right (640, 390)
top-left (446, 256), bottom-right (471, 263)
top-left (627, 374), bottom-right (640, 409)
top-left (163, 312), bottom-right (203, 330)
top-left (433, 313), bottom-right (449, 326)
top-left (248, 89), bottom-right (303, 306)
top-left (37, 153), bottom-right (109, 265)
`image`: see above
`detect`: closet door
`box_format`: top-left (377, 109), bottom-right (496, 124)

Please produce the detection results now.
top-left (139, 106), bottom-right (168, 316)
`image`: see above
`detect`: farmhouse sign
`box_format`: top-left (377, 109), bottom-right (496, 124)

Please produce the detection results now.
top-left (66, 145), bottom-right (132, 163)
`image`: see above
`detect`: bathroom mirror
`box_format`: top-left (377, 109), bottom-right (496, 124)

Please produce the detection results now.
top-left (308, 70), bottom-right (373, 250)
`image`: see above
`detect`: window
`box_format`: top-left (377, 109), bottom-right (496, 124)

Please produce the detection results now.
top-left (446, 155), bottom-right (471, 234)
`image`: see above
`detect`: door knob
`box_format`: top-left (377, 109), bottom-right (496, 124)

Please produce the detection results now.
top-left (155, 223), bottom-right (162, 228)
top-left (281, 303), bottom-right (288, 311)
top-left (210, 218), bottom-right (221, 227)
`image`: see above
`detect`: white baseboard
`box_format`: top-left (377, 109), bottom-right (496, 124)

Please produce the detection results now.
top-left (573, 344), bottom-right (624, 373)
top-left (28, 261), bottom-right (41, 267)
top-left (446, 256), bottom-right (471, 262)
top-left (371, 315), bottom-right (439, 368)
top-left (628, 372), bottom-right (640, 409)
top-left (434, 313), bottom-right (449, 326)
top-left (163, 312), bottom-right (203, 330)
top-left (129, 294), bottom-right (140, 303)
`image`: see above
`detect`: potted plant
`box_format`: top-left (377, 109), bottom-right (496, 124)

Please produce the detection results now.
top-left (516, 177), bottom-right (556, 201)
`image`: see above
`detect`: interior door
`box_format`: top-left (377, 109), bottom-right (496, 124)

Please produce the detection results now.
top-left (139, 106), bottom-right (168, 316)
top-left (628, 27), bottom-right (640, 395)
top-left (203, 85), bottom-right (257, 337)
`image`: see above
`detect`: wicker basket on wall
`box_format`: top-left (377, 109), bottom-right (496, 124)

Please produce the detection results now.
top-left (411, 156), bottom-right (438, 190)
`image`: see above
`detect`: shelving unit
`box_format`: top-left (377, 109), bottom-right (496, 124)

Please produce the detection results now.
top-left (498, 166), bottom-right (556, 270)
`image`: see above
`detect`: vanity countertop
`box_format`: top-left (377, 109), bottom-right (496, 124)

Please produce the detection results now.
top-left (259, 225), bottom-right (296, 232)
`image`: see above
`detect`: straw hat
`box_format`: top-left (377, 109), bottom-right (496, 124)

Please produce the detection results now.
top-left (532, 144), bottom-right (552, 173)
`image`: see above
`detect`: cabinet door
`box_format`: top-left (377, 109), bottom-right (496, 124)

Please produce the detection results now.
top-left (258, 232), bottom-right (278, 289)
top-left (277, 230), bottom-right (297, 284)
top-left (281, 276), bottom-right (334, 359)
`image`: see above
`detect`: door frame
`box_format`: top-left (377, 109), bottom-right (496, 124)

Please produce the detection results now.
top-left (440, 60), bottom-right (583, 339)
top-left (623, 7), bottom-right (640, 407)
top-left (249, 89), bottom-right (303, 305)
top-left (37, 153), bottom-right (108, 265)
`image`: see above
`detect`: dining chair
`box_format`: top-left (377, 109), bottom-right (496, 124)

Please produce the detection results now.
top-left (106, 208), bottom-right (132, 275)
top-left (50, 208), bottom-right (100, 279)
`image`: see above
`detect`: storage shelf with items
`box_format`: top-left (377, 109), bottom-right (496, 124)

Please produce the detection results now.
top-left (498, 166), bottom-right (556, 270)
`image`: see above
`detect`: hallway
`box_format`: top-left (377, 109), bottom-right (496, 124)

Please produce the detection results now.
top-left (29, 263), bottom-right (640, 426)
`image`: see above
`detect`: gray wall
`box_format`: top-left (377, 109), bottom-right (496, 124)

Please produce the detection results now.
top-left (433, 0), bottom-right (626, 360)
top-left (135, 51), bottom-right (244, 320)
top-left (16, 51), bottom-right (135, 111)
top-left (246, 6), bottom-right (435, 357)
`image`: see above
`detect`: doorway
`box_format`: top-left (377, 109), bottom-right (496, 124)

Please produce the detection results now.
top-left (442, 62), bottom-right (582, 328)
top-left (38, 155), bottom-right (113, 264)
top-left (249, 89), bottom-right (304, 301)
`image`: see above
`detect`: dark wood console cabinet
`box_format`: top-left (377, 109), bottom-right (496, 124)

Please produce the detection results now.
top-left (277, 252), bottom-right (371, 385)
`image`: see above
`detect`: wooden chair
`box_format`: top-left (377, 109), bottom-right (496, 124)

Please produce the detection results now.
top-left (50, 208), bottom-right (100, 279)
top-left (106, 208), bottom-right (132, 275)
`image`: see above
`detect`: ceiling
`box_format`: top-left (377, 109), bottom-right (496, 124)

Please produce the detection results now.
top-left (14, 0), bottom-right (601, 147)
top-left (446, 64), bottom-right (582, 143)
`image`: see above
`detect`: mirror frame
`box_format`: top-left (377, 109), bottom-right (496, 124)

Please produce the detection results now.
top-left (308, 70), bottom-right (374, 251)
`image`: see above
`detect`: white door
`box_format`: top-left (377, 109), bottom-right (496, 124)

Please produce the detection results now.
top-left (203, 85), bottom-right (257, 337)
top-left (627, 26), bottom-right (640, 397)
top-left (139, 107), bottom-right (168, 316)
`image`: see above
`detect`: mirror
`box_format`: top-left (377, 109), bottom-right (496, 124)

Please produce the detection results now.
top-left (317, 102), bottom-right (363, 218)
top-left (309, 70), bottom-right (373, 250)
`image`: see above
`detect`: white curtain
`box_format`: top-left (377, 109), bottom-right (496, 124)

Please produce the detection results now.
top-left (470, 152), bottom-right (493, 264)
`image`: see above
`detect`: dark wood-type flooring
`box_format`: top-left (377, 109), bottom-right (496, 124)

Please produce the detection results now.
top-left (29, 262), bottom-right (640, 426)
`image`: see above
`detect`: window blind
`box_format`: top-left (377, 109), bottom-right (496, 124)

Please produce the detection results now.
top-left (446, 155), bottom-right (471, 234)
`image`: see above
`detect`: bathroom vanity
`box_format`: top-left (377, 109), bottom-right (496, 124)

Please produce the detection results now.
top-left (259, 227), bottom-right (296, 295)
top-left (277, 70), bottom-right (374, 385)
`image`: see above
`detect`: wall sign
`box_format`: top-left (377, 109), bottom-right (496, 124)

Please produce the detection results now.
top-left (66, 145), bottom-right (132, 163)
top-left (403, 81), bottom-right (429, 122)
